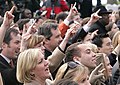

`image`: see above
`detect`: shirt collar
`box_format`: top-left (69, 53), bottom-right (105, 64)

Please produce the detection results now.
top-left (0, 53), bottom-right (11, 63)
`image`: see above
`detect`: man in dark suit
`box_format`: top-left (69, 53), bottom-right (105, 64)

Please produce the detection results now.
top-left (0, 6), bottom-right (22, 85)
top-left (89, 5), bottom-right (112, 34)
top-left (0, 28), bottom-right (22, 85)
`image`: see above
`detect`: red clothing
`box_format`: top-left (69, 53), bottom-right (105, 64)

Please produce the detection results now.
top-left (58, 22), bottom-right (69, 38)
top-left (45, 0), bottom-right (69, 18)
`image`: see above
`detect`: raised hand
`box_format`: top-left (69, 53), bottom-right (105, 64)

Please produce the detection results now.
top-left (109, 11), bottom-right (117, 23)
top-left (85, 9), bottom-right (101, 27)
top-left (64, 23), bottom-right (78, 40)
top-left (66, 2), bottom-right (78, 21)
top-left (89, 9), bottom-right (102, 24)
top-left (89, 63), bottom-right (105, 84)
top-left (20, 21), bottom-right (36, 52)
top-left (3, 6), bottom-right (15, 27)
top-left (0, 6), bottom-right (15, 48)
top-left (90, 30), bottom-right (98, 40)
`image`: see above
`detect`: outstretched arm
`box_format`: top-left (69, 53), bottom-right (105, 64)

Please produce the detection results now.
top-left (48, 25), bottom-right (77, 72)
top-left (0, 6), bottom-right (15, 47)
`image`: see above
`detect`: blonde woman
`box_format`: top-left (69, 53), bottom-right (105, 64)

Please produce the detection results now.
top-left (54, 62), bottom-right (91, 85)
top-left (112, 31), bottom-right (120, 49)
top-left (26, 34), bottom-right (45, 54)
top-left (17, 49), bottom-right (51, 85)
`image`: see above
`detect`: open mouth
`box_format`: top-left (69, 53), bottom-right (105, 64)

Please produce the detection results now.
top-left (45, 67), bottom-right (49, 72)
top-left (92, 59), bottom-right (96, 63)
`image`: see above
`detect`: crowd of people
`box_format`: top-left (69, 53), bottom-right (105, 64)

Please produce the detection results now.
top-left (0, 0), bottom-right (120, 85)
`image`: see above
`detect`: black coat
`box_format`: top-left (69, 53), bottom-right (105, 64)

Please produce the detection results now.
top-left (0, 55), bottom-right (22, 85)
top-left (89, 21), bottom-right (108, 34)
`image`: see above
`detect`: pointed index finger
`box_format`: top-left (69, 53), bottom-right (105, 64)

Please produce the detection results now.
top-left (22, 25), bottom-right (27, 35)
top-left (9, 6), bottom-right (15, 14)
top-left (73, 2), bottom-right (76, 8)
top-left (95, 9), bottom-right (101, 14)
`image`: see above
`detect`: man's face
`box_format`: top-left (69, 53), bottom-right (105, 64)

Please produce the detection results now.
top-left (78, 44), bottom-right (97, 69)
top-left (46, 28), bottom-right (63, 51)
top-left (24, 9), bottom-right (32, 18)
top-left (2, 32), bottom-right (21, 59)
top-left (99, 37), bottom-right (113, 56)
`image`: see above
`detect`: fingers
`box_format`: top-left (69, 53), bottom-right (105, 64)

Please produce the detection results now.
top-left (5, 6), bottom-right (15, 20)
top-left (73, 2), bottom-right (78, 13)
top-left (93, 9), bottom-right (102, 18)
top-left (9, 6), bottom-right (15, 14)
top-left (70, 23), bottom-right (79, 30)
top-left (95, 9), bottom-right (101, 15)
top-left (24, 34), bottom-right (32, 41)
top-left (22, 25), bottom-right (27, 35)
top-left (112, 11), bottom-right (116, 15)
top-left (73, 2), bottom-right (76, 8)
top-left (98, 68), bottom-right (105, 73)
top-left (22, 25), bottom-right (32, 41)
top-left (93, 63), bottom-right (103, 72)
top-left (70, 2), bottom-right (78, 13)
top-left (26, 19), bottom-right (36, 34)
top-left (93, 30), bottom-right (98, 35)
top-left (70, 4), bottom-right (73, 9)
top-left (74, 21), bottom-right (80, 24)
top-left (95, 73), bottom-right (104, 79)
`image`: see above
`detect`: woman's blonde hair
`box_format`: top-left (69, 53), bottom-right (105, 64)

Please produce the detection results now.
top-left (112, 31), bottom-right (120, 48)
top-left (54, 62), bottom-right (89, 83)
top-left (27, 34), bottom-right (44, 48)
top-left (17, 49), bottom-right (40, 83)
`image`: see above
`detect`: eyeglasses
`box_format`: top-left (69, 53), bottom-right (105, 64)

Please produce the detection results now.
top-left (62, 61), bottom-right (79, 78)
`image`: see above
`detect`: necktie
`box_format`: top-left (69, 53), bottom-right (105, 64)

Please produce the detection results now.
top-left (9, 60), bottom-right (14, 68)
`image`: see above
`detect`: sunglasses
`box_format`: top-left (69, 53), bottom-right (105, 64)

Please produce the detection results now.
top-left (62, 61), bottom-right (79, 78)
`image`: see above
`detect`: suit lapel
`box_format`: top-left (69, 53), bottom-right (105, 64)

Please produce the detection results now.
top-left (0, 55), bottom-right (11, 71)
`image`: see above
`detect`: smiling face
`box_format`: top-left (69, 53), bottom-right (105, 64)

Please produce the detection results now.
top-left (104, 55), bottom-right (112, 78)
top-left (33, 52), bottom-right (50, 81)
top-left (2, 32), bottom-right (21, 59)
top-left (78, 44), bottom-right (97, 69)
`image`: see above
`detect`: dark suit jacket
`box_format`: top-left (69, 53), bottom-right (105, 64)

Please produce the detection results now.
top-left (89, 21), bottom-right (108, 34)
top-left (67, 28), bottom-right (88, 47)
top-left (0, 55), bottom-right (22, 85)
top-left (108, 53), bottom-right (117, 67)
